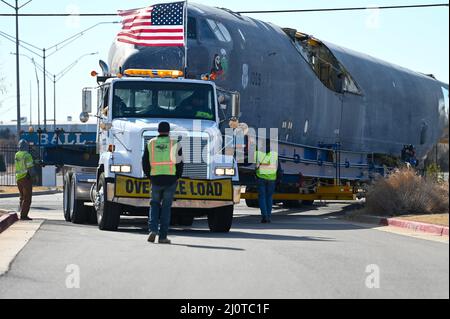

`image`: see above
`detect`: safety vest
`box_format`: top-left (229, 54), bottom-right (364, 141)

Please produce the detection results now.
top-left (15, 151), bottom-right (34, 181)
top-left (148, 136), bottom-right (177, 176)
top-left (255, 151), bottom-right (278, 181)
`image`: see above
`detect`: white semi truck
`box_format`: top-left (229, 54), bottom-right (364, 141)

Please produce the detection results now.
top-left (62, 67), bottom-right (242, 232)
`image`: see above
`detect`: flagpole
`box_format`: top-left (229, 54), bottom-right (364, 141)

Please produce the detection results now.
top-left (184, 0), bottom-right (188, 75)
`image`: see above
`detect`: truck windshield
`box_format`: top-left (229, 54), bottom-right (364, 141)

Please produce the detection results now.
top-left (112, 81), bottom-right (215, 120)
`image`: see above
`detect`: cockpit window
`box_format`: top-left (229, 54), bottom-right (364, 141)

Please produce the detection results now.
top-left (206, 19), bottom-right (231, 42)
top-left (284, 29), bottom-right (361, 95)
top-left (199, 19), bottom-right (216, 40)
top-left (187, 17), bottom-right (197, 39)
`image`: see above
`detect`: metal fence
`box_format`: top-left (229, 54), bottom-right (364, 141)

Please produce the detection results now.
top-left (0, 145), bottom-right (18, 186)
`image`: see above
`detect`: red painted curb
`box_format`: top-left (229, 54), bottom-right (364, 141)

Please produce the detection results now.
top-left (0, 212), bottom-right (19, 234)
top-left (386, 218), bottom-right (449, 236)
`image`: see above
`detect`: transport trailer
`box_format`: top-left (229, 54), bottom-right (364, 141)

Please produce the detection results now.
top-left (21, 128), bottom-right (372, 226)
top-left (20, 61), bottom-right (384, 231)
top-left (21, 130), bottom-right (100, 223)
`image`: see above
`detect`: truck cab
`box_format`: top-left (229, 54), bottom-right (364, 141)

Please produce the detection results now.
top-left (76, 68), bottom-right (241, 232)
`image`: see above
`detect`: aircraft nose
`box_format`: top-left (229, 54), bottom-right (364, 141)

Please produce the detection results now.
top-left (123, 47), bottom-right (185, 71)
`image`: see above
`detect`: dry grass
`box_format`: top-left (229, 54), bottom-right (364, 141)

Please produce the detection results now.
top-left (365, 168), bottom-right (449, 216)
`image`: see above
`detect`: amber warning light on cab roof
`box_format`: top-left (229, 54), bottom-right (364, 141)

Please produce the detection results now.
top-left (90, 69), bottom-right (184, 84)
top-left (123, 69), bottom-right (184, 79)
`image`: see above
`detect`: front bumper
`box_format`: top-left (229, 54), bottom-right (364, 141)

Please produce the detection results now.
top-left (107, 183), bottom-right (241, 208)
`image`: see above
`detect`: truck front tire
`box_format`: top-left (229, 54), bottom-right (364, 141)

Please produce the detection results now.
top-left (207, 205), bottom-right (233, 233)
top-left (96, 173), bottom-right (121, 231)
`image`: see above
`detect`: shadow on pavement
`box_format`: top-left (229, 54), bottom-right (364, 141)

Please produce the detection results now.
top-left (170, 228), bottom-right (334, 242)
top-left (46, 201), bottom-right (366, 240)
top-left (116, 217), bottom-right (335, 242)
top-left (169, 243), bottom-right (245, 251)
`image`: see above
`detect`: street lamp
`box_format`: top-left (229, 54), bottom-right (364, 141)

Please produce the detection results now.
top-left (0, 0), bottom-right (33, 135)
top-left (38, 22), bottom-right (118, 130)
top-left (50, 52), bottom-right (98, 129)
top-left (10, 52), bottom-right (41, 127)
top-left (1, 20), bottom-right (119, 130)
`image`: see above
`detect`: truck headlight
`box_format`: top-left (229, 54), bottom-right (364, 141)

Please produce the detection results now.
top-left (215, 168), bottom-right (225, 176)
top-left (225, 168), bottom-right (235, 176)
top-left (120, 165), bottom-right (132, 173)
top-left (111, 165), bottom-right (121, 173)
top-left (111, 165), bottom-right (132, 173)
top-left (215, 167), bottom-right (235, 176)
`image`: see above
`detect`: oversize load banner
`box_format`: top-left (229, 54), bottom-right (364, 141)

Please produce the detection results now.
top-left (115, 175), bottom-right (233, 201)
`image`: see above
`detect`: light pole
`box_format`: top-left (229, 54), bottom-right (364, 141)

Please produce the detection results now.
top-left (29, 80), bottom-right (31, 126)
top-left (1, 21), bottom-right (119, 130)
top-left (10, 52), bottom-right (41, 127)
top-left (40, 22), bottom-right (118, 130)
top-left (50, 52), bottom-right (98, 129)
top-left (0, 0), bottom-right (33, 136)
top-left (30, 57), bottom-right (40, 128)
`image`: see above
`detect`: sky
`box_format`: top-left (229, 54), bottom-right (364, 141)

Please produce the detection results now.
top-left (0, 0), bottom-right (448, 127)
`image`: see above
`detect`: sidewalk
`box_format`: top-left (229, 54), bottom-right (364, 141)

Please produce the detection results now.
top-left (0, 188), bottom-right (62, 199)
top-left (346, 213), bottom-right (449, 237)
top-left (0, 188), bottom-right (61, 233)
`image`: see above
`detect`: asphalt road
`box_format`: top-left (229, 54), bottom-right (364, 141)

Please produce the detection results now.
top-left (0, 194), bottom-right (448, 299)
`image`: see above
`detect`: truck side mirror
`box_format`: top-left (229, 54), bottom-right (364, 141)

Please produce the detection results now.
top-left (82, 89), bottom-right (92, 114)
top-left (231, 93), bottom-right (240, 118)
top-left (218, 94), bottom-right (227, 110)
top-left (79, 112), bottom-right (90, 123)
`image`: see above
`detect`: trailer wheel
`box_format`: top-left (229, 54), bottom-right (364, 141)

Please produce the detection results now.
top-left (283, 200), bottom-right (302, 208)
top-left (245, 199), bottom-right (260, 208)
top-left (96, 173), bottom-right (121, 231)
top-left (171, 209), bottom-right (194, 226)
top-left (177, 214), bottom-right (194, 226)
top-left (63, 174), bottom-right (71, 222)
top-left (87, 207), bottom-right (98, 225)
top-left (69, 176), bottom-right (88, 224)
top-left (207, 205), bottom-right (233, 233)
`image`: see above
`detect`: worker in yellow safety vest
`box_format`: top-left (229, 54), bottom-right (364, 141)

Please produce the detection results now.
top-left (255, 138), bottom-right (283, 223)
top-left (15, 139), bottom-right (35, 220)
top-left (142, 122), bottom-right (184, 244)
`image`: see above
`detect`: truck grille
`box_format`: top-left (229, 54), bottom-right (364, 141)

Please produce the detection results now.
top-left (143, 133), bottom-right (209, 180)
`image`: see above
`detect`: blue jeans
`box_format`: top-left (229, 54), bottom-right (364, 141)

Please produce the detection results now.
top-left (257, 178), bottom-right (276, 220)
top-left (148, 182), bottom-right (177, 239)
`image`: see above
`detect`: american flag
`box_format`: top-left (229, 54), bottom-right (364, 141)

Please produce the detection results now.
top-left (117, 2), bottom-right (186, 47)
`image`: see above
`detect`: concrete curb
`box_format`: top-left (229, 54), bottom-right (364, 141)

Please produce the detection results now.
top-left (347, 214), bottom-right (449, 236)
top-left (0, 189), bottom-right (62, 199)
top-left (0, 210), bottom-right (19, 234)
top-left (384, 218), bottom-right (449, 236)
